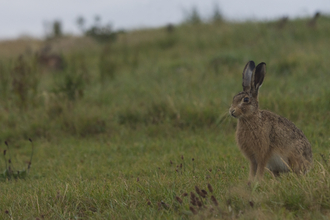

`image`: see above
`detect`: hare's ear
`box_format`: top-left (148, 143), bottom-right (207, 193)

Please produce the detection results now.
top-left (251, 62), bottom-right (266, 97)
top-left (242, 61), bottom-right (255, 92)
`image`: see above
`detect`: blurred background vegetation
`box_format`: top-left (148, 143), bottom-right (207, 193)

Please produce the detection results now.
top-left (0, 10), bottom-right (328, 143)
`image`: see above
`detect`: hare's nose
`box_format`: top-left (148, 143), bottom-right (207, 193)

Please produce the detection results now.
top-left (230, 109), bottom-right (236, 116)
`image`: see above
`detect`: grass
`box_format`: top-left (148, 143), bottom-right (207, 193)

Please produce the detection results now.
top-left (1, 16), bottom-right (330, 219)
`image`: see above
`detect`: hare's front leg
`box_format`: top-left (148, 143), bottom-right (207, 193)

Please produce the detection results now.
top-left (248, 158), bottom-right (258, 182)
top-left (254, 141), bottom-right (271, 181)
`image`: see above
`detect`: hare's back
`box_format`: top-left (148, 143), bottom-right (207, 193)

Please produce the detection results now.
top-left (261, 110), bottom-right (307, 141)
top-left (261, 110), bottom-right (312, 162)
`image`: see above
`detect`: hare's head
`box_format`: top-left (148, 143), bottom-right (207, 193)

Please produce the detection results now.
top-left (229, 61), bottom-right (266, 119)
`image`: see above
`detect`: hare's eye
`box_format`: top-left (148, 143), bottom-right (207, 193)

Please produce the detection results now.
top-left (243, 97), bottom-right (249, 102)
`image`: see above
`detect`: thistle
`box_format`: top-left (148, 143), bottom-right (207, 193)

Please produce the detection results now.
top-left (207, 183), bottom-right (214, 193)
top-left (175, 196), bottom-right (183, 204)
top-left (189, 206), bottom-right (197, 215)
top-left (211, 196), bottom-right (218, 206)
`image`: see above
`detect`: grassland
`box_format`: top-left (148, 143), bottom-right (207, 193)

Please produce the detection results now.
top-left (1, 16), bottom-right (330, 219)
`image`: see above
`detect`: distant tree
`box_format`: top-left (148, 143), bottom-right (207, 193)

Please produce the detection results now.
top-left (308, 12), bottom-right (321, 28)
top-left (53, 20), bottom-right (62, 37)
top-left (190, 7), bottom-right (202, 24)
top-left (276, 16), bottom-right (289, 29)
top-left (85, 23), bottom-right (117, 43)
top-left (94, 15), bottom-right (101, 27)
top-left (43, 20), bottom-right (63, 39)
top-left (75, 15), bottom-right (118, 43)
top-left (184, 7), bottom-right (202, 25)
top-left (212, 4), bottom-right (223, 23)
top-left (76, 16), bottom-right (86, 33)
top-left (166, 23), bottom-right (175, 33)
top-left (82, 16), bottom-right (117, 43)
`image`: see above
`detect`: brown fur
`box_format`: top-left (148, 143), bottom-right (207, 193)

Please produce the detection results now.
top-left (229, 61), bottom-right (312, 181)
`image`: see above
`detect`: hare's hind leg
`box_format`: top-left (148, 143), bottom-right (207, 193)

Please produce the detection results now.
top-left (255, 160), bottom-right (267, 181)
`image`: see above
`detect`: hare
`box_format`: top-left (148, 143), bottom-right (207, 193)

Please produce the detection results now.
top-left (229, 61), bottom-right (312, 181)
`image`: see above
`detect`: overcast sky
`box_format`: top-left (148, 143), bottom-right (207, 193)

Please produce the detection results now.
top-left (0, 0), bottom-right (329, 40)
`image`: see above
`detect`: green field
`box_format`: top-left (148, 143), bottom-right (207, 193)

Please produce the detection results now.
top-left (1, 16), bottom-right (330, 219)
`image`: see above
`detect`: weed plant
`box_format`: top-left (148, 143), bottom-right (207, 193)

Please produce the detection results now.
top-left (0, 139), bottom-right (34, 180)
top-left (52, 54), bottom-right (88, 101)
